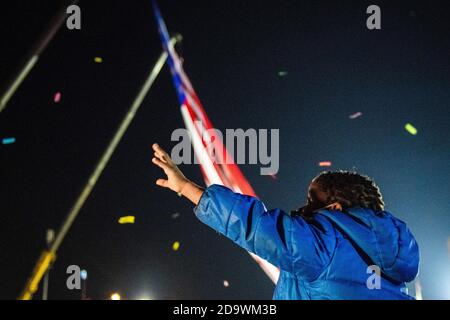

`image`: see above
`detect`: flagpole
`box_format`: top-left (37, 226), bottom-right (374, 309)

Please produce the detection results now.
top-left (0, 0), bottom-right (78, 114)
top-left (152, 0), bottom-right (280, 284)
top-left (18, 36), bottom-right (180, 300)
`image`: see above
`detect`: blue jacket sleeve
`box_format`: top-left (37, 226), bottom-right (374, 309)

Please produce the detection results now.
top-left (194, 184), bottom-right (335, 279)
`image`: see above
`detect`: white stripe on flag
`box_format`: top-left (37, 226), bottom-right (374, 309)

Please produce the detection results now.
top-left (180, 104), bottom-right (223, 186)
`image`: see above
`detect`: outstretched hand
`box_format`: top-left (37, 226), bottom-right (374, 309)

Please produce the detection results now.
top-left (152, 143), bottom-right (204, 205)
top-left (152, 143), bottom-right (189, 193)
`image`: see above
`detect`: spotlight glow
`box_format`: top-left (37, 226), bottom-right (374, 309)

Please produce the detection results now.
top-left (110, 293), bottom-right (121, 300)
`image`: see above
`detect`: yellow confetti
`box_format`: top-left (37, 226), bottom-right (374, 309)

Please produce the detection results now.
top-left (405, 123), bottom-right (417, 135)
top-left (172, 241), bottom-right (180, 251)
top-left (94, 57), bottom-right (103, 63)
top-left (118, 216), bottom-right (135, 224)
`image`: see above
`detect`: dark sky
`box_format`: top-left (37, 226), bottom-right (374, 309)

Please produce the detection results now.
top-left (0, 0), bottom-right (449, 300)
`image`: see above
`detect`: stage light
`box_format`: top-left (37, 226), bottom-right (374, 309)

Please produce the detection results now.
top-left (110, 293), bottom-right (121, 300)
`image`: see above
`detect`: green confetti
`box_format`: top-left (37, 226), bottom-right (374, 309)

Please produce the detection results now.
top-left (405, 123), bottom-right (418, 135)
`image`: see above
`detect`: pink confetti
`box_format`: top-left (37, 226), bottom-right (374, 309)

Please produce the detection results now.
top-left (223, 280), bottom-right (229, 287)
top-left (269, 174), bottom-right (277, 180)
top-left (349, 112), bottom-right (362, 119)
top-left (319, 161), bottom-right (332, 167)
top-left (54, 92), bottom-right (61, 103)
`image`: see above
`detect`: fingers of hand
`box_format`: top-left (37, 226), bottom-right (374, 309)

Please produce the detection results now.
top-left (153, 143), bottom-right (166, 157)
top-left (152, 157), bottom-right (170, 173)
top-left (156, 178), bottom-right (169, 188)
top-left (153, 143), bottom-right (172, 164)
top-left (154, 151), bottom-right (166, 163)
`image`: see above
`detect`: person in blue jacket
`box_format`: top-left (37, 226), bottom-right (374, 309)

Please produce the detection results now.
top-left (151, 143), bottom-right (419, 300)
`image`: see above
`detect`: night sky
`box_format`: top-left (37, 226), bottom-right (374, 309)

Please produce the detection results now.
top-left (1, 0), bottom-right (449, 300)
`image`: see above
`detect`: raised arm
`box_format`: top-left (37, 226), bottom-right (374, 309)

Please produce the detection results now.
top-left (152, 143), bottom-right (333, 278)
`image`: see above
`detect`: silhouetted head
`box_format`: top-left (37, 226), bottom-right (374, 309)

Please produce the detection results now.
top-left (292, 170), bottom-right (385, 219)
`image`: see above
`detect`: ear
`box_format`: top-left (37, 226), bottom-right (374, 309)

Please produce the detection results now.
top-left (325, 202), bottom-right (343, 211)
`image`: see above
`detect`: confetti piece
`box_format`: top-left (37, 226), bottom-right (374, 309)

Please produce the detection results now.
top-left (223, 280), bottom-right (229, 287)
top-left (172, 241), bottom-right (180, 251)
top-left (278, 71), bottom-right (288, 77)
top-left (405, 123), bottom-right (417, 135)
top-left (118, 216), bottom-right (135, 224)
top-left (171, 212), bottom-right (180, 219)
top-left (2, 137), bottom-right (16, 145)
top-left (349, 112), bottom-right (363, 119)
top-left (94, 57), bottom-right (103, 63)
top-left (54, 92), bottom-right (61, 103)
top-left (269, 174), bottom-right (277, 180)
top-left (46, 229), bottom-right (55, 244)
top-left (319, 161), bottom-right (332, 167)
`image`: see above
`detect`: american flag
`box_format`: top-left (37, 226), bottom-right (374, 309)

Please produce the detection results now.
top-left (152, 1), bottom-right (279, 284)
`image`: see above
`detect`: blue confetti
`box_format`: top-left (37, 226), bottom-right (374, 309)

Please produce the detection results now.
top-left (2, 137), bottom-right (16, 145)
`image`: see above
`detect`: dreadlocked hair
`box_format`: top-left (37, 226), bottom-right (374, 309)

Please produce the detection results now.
top-left (313, 170), bottom-right (385, 212)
